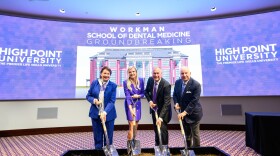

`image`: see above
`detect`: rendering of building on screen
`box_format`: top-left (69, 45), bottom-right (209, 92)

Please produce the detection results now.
top-left (89, 48), bottom-right (188, 86)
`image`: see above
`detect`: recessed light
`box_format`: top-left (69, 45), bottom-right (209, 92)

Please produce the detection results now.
top-left (60, 9), bottom-right (65, 13)
top-left (135, 12), bottom-right (140, 16)
top-left (211, 7), bottom-right (216, 11)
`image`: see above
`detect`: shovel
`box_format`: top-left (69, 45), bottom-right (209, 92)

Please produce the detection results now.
top-left (127, 98), bottom-right (141, 156)
top-left (153, 107), bottom-right (170, 156)
top-left (98, 103), bottom-right (119, 156)
top-left (175, 109), bottom-right (195, 156)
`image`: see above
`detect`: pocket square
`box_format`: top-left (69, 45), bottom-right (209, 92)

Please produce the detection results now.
top-left (186, 91), bottom-right (192, 93)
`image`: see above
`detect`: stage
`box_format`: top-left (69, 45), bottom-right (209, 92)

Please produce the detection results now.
top-left (62, 146), bottom-right (229, 156)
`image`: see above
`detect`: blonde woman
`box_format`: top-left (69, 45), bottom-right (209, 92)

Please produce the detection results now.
top-left (123, 66), bottom-right (145, 142)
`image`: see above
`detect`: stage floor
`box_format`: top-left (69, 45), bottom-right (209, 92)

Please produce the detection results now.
top-left (0, 130), bottom-right (260, 156)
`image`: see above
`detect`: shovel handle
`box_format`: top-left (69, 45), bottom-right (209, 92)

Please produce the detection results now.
top-left (175, 107), bottom-right (189, 150)
top-left (97, 101), bottom-right (103, 115)
top-left (179, 119), bottom-right (185, 135)
top-left (154, 110), bottom-right (164, 153)
top-left (98, 104), bottom-right (107, 132)
top-left (101, 118), bottom-right (107, 132)
top-left (98, 102), bottom-right (110, 147)
top-left (131, 98), bottom-right (138, 126)
top-left (154, 111), bottom-right (162, 137)
top-left (133, 107), bottom-right (136, 126)
top-left (175, 108), bottom-right (185, 135)
top-left (101, 117), bottom-right (111, 147)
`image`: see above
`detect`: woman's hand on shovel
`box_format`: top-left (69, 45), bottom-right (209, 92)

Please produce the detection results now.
top-left (132, 94), bottom-right (140, 99)
top-left (129, 105), bottom-right (136, 117)
top-left (130, 109), bottom-right (136, 117)
top-left (100, 112), bottom-right (107, 122)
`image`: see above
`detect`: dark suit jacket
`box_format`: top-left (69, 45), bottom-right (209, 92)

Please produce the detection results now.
top-left (173, 77), bottom-right (203, 123)
top-left (145, 77), bottom-right (172, 123)
top-left (86, 79), bottom-right (117, 121)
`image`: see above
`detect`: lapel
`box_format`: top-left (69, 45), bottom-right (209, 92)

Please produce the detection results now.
top-left (179, 79), bottom-right (183, 94)
top-left (94, 80), bottom-right (101, 98)
top-left (130, 78), bottom-right (139, 95)
top-left (150, 78), bottom-right (155, 95)
top-left (105, 81), bottom-right (111, 94)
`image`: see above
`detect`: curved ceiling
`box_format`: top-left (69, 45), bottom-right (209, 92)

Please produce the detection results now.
top-left (0, 0), bottom-right (280, 22)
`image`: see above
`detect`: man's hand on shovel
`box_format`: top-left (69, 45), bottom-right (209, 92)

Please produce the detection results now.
top-left (156, 118), bottom-right (162, 127)
top-left (175, 103), bottom-right (188, 120)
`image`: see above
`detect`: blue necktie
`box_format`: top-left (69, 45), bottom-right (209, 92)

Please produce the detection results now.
top-left (181, 83), bottom-right (186, 96)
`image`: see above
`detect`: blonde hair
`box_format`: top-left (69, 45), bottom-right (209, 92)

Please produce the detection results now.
top-left (126, 66), bottom-right (140, 91)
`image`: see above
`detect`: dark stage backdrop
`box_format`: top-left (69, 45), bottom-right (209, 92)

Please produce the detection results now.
top-left (0, 11), bottom-right (279, 100)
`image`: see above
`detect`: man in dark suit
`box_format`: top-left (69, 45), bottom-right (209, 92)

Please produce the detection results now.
top-left (145, 67), bottom-right (172, 146)
top-left (173, 66), bottom-right (203, 147)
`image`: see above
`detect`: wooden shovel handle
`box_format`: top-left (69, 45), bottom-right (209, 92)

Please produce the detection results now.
top-left (179, 119), bottom-right (185, 135)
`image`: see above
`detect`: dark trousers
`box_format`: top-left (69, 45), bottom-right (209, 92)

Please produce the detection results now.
top-left (91, 118), bottom-right (115, 149)
top-left (152, 112), bottom-right (169, 146)
top-left (182, 120), bottom-right (201, 147)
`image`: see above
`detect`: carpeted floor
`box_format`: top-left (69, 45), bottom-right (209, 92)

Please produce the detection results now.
top-left (0, 130), bottom-right (260, 156)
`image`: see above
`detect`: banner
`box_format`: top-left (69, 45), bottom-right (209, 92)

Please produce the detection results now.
top-left (0, 11), bottom-right (279, 100)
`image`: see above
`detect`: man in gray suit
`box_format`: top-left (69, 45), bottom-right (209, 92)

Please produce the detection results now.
top-left (173, 66), bottom-right (203, 147)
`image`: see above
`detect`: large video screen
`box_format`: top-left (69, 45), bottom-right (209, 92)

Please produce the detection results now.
top-left (0, 11), bottom-right (279, 100)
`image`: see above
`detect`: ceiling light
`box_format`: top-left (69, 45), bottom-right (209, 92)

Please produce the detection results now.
top-left (211, 7), bottom-right (217, 11)
top-left (59, 9), bottom-right (65, 13)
